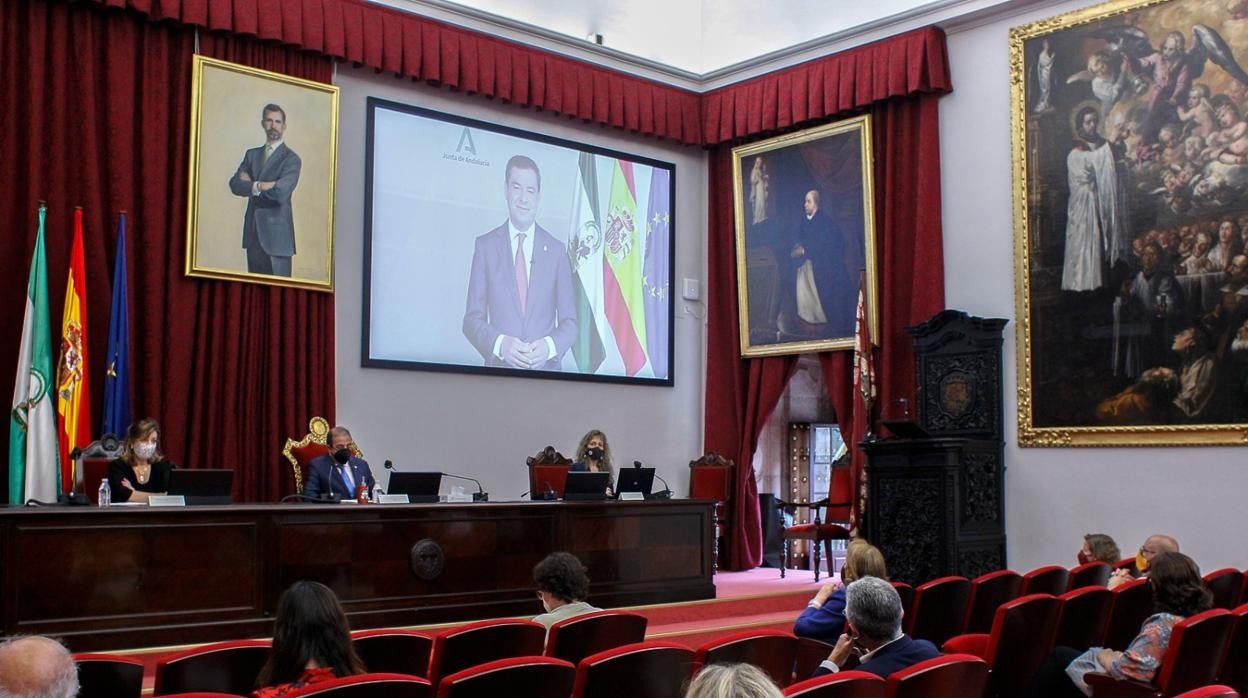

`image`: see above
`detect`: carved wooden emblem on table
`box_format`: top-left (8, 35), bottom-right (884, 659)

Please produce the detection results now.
top-left (410, 539), bottom-right (444, 580)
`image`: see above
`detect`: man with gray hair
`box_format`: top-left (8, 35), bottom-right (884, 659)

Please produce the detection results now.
top-left (812, 576), bottom-right (939, 678)
top-left (0, 635), bottom-right (80, 698)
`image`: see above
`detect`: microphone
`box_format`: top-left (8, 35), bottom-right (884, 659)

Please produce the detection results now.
top-left (633, 460), bottom-right (642, 468)
top-left (384, 459), bottom-right (396, 470)
top-left (633, 460), bottom-right (672, 499)
top-left (442, 472), bottom-right (489, 502)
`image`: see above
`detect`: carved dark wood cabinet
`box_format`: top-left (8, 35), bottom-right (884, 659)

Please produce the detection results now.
top-left (862, 310), bottom-right (1008, 585)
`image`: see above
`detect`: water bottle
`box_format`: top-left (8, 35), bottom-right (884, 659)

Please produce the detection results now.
top-left (97, 479), bottom-right (111, 507)
top-left (372, 482), bottom-right (384, 503)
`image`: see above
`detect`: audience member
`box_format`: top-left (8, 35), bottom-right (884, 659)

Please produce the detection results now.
top-left (0, 635), bottom-right (79, 698)
top-left (1079, 533), bottom-right (1122, 565)
top-left (794, 538), bottom-right (888, 644)
top-left (1109, 534), bottom-right (1180, 589)
top-left (1026, 551), bottom-right (1211, 698)
top-left (107, 417), bottom-right (177, 503)
top-left (533, 552), bottom-right (601, 629)
top-left (253, 581), bottom-right (365, 697)
top-left (685, 662), bottom-right (783, 698)
top-left (303, 426), bottom-right (376, 500)
top-left (812, 576), bottom-right (938, 678)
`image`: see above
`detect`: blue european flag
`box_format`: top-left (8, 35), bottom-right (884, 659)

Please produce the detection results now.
top-left (101, 214), bottom-right (131, 437)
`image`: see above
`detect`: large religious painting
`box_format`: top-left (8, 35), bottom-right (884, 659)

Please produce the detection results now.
top-left (732, 116), bottom-right (879, 358)
top-left (186, 56), bottom-right (339, 291)
top-left (1012, 0), bottom-right (1248, 446)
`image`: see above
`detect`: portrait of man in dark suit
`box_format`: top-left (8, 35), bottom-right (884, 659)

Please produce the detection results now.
top-left (462, 155), bottom-right (577, 370)
top-left (228, 103), bottom-right (302, 277)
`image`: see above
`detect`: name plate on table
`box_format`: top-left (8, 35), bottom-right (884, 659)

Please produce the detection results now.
top-left (148, 495), bottom-right (186, 507)
top-left (618, 492), bottom-right (645, 501)
top-left (445, 492), bottom-right (474, 503)
top-left (377, 494), bottom-right (410, 504)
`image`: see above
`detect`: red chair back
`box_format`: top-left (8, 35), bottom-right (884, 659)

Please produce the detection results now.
top-left (1206, 569), bottom-right (1246, 610)
top-left (1172, 686), bottom-right (1241, 698)
top-left (544, 610), bottom-right (648, 666)
top-left (427, 618), bottom-right (546, 688)
top-left (1054, 587), bottom-right (1114, 653)
top-left (82, 457), bottom-right (112, 504)
top-left (289, 672), bottom-right (431, 697)
top-left (693, 629), bottom-right (797, 688)
top-left (824, 467), bottom-right (853, 523)
top-left (1154, 609), bottom-right (1235, 695)
top-left (794, 638), bottom-right (836, 681)
top-left (963, 570), bottom-right (1022, 634)
top-left (74, 653), bottom-right (145, 698)
top-left (1067, 561), bottom-right (1111, 591)
top-left (783, 670), bottom-right (886, 697)
top-left (883, 654), bottom-right (989, 698)
top-left (906, 576), bottom-right (971, 647)
top-left (436, 657), bottom-right (574, 698)
top-left (1113, 557), bottom-right (1136, 570)
top-left (1218, 603), bottom-right (1248, 695)
top-left (351, 629), bottom-right (433, 677)
top-left (1103, 577), bottom-right (1154, 650)
top-left (1019, 565), bottom-right (1070, 597)
top-left (980, 593), bottom-right (1061, 697)
top-left (528, 464), bottom-right (569, 499)
top-left (571, 641), bottom-right (694, 698)
top-left (890, 582), bottom-right (914, 621)
top-left (154, 639), bottom-right (271, 696)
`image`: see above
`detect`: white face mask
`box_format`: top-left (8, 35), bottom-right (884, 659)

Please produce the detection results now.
top-left (135, 442), bottom-right (157, 461)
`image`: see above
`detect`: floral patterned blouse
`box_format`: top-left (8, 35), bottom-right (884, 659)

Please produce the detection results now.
top-left (1110, 612), bottom-right (1181, 682)
top-left (251, 667), bottom-right (337, 698)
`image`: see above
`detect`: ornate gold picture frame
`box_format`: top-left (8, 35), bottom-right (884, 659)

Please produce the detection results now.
top-left (1011, 0), bottom-right (1248, 446)
top-left (732, 115), bottom-right (879, 358)
top-left (186, 55), bottom-right (339, 291)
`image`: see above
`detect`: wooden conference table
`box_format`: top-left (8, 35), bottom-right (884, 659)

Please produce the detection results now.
top-left (0, 499), bottom-right (715, 651)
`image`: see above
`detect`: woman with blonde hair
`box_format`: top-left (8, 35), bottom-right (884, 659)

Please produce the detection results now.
top-left (106, 418), bottom-right (177, 503)
top-left (793, 538), bottom-right (888, 643)
top-left (685, 662), bottom-right (782, 698)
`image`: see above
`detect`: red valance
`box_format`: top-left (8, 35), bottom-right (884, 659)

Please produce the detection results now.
top-left (701, 26), bottom-right (952, 145)
top-left (88, 0), bottom-right (704, 144)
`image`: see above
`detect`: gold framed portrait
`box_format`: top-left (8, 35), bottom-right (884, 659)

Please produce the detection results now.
top-left (186, 55), bottom-right (339, 291)
top-left (732, 115), bottom-right (879, 358)
top-left (1011, 0), bottom-right (1248, 446)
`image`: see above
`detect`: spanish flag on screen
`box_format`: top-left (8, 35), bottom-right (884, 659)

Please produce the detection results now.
top-left (56, 208), bottom-right (91, 495)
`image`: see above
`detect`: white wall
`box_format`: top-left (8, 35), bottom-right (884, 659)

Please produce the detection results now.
top-left (332, 65), bottom-right (709, 501)
top-left (941, 0), bottom-right (1248, 573)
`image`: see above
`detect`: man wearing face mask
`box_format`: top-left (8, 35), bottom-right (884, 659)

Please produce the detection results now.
top-left (303, 426), bottom-right (375, 501)
top-left (1108, 534), bottom-right (1180, 589)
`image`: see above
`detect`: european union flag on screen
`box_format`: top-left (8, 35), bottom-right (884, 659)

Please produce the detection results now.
top-left (101, 214), bottom-right (131, 437)
top-left (642, 169), bottom-right (671, 379)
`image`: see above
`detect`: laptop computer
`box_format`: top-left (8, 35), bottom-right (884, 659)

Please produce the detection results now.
top-left (563, 471), bottom-right (611, 501)
top-left (166, 469), bottom-right (234, 505)
top-left (386, 471), bottom-right (443, 504)
top-left (614, 467), bottom-right (655, 499)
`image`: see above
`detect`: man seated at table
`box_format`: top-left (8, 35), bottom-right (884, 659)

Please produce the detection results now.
top-left (303, 426), bottom-right (375, 500)
top-left (813, 576), bottom-right (939, 678)
top-left (533, 552), bottom-right (601, 629)
top-left (0, 635), bottom-right (79, 698)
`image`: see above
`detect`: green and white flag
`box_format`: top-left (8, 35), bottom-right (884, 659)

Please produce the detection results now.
top-left (10, 205), bottom-right (60, 504)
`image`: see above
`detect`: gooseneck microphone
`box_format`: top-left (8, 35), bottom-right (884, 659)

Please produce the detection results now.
top-left (442, 472), bottom-right (489, 502)
top-left (384, 459), bottom-right (396, 471)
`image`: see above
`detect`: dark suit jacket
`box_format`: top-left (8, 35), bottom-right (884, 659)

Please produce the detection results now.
top-left (812, 635), bottom-right (939, 679)
top-left (462, 222), bottom-right (577, 368)
top-left (228, 142), bottom-right (302, 257)
top-left (303, 454), bottom-right (375, 500)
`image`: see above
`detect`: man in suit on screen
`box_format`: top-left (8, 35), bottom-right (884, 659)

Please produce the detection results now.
top-left (463, 155), bottom-right (577, 370)
top-left (228, 103), bottom-right (301, 277)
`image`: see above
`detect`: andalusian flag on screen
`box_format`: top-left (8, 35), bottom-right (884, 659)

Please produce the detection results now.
top-left (568, 153), bottom-right (606, 373)
top-left (602, 161), bottom-right (647, 376)
top-left (642, 169), bottom-right (671, 379)
top-left (102, 213), bottom-right (131, 438)
top-left (9, 205), bottom-right (60, 504)
top-left (57, 207), bottom-right (92, 494)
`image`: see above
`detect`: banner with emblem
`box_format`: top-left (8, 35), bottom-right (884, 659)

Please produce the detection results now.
top-left (603, 161), bottom-right (648, 376)
top-left (57, 207), bottom-right (92, 494)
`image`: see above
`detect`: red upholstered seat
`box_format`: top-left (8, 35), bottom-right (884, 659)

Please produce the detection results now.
top-left (783, 670), bottom-right (886, 697)
top-left (1054, 587), bottom-right (1115, 653)
top-left (1205, 569), bottom-right (1246, 611)
top-left (426, 618), bottom-right (546, 688)
top-left (74, 653), bottom-right (145, 698)
top-left (544, 610), bottom-right (648, 666)
top-left (1085, 608), bottom-right (1234, 697)
top-left (436, 657), bottom-right (574, 698)
top-left (693, 629), bottom-right (798, 688)
top-left (1104, 578), bottom-right (1154, 650)
top-left (794, 637), bottom-right (837, 682)
top-left (891, 582), bottom-right (914, 621)
top-left (1020, 565), bottom-right (1071, 597)
top-left (81, 458), bottom-right (113, 505)
top-left (778, 467), bottom-right (852, 582)
top-left (1216, 603), bottom-right (1248, 695)
top-left (1171, 686), bottom-right (1241, 698)
top-left (351, 628), bottom-right (433, 677)
top-left (689, 453), bottom-right (735, 569)
top-left (943, 593), bottom-right (1061, 698)
top-left (281, 416), bottom-right (352, 494)
top-left (1114, 557), bottom-right (1137, 570)
top-left (288, 672), bottom-right (431, 697)
top-left (906, 576), bottom-right (971, 647)
top-left (154, 639), bottom-right (271, 696)
top-left (158, 693), bottom-right (250, 697)
top-left (963, 570), bottom-right (1022, 634)
top-left (570, 641), bottom-right (694, 698)
top-left (1069, 562), bottom-right (1113, 591)
top-left (882, 654), bottom-right (990, 698)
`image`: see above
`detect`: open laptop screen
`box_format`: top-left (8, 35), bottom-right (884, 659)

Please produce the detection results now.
top-left (166, 469), bottom-right (234, 505)
top-left (614, 467), bottom-right (655, 499)
top-left (563, 471), bottom-right (611, 501)
top-left (386, 472), bottom-right (443, 503)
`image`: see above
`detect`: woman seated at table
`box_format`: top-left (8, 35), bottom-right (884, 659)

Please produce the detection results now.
top-left (793, 538), bottom-right (888, 644)
top-left (571, 429), bottom-right (615, 495)
top-left (107, 418), bottom-right (176, 504)
top-left (252, 581), bottom-right (365, 697)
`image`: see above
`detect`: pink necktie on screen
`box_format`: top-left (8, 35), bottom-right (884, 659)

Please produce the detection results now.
top-left (514, 233), bottom-right (528, 313)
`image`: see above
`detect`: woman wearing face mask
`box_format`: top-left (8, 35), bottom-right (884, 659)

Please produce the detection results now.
top-left (1078, 533), bottom-right (1121, 566)
top-left (571, 429), bottom-right (614, 495)
top-left (107, 418), bottom-right (177, 503)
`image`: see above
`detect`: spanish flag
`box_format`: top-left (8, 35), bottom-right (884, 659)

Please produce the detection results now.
top-left (56, 208), bottom-right (91, 495)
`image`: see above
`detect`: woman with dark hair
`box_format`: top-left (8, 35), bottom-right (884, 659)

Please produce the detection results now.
top-left (1026, 551), bottom-right (1213, 697)
top-left (107, 418), bottom-right (176, 503)
top-left (252, 581), bottom-right (366, 697)
top-left (1079, 533), bottom-right (1122, 565)
top-left (571, 429), bottom-right (615, 495)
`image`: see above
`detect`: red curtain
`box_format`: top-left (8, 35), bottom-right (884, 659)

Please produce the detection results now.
top-left (0, 1), bottom-right (335, 503)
